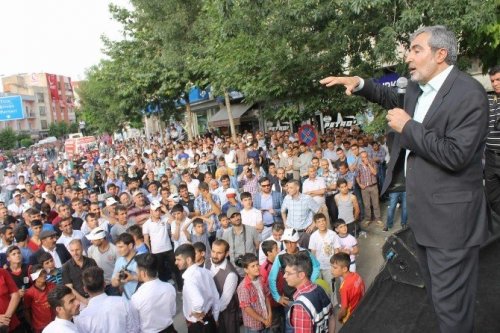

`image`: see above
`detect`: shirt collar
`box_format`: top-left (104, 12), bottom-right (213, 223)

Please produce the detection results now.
top-left (182, 263), bottom-right (198, 279)
top-left (88, 293), bottom-right (107, 306)
top-left (211, 258), bottom-right (228, 270)
top-left (420, 65), bottom-right (454, 94)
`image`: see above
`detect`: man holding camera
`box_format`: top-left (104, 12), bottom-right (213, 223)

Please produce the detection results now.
top-left (111, 233), bottom-right (139, 300)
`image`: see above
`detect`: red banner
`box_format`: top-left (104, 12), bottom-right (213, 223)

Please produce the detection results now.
top-left (46, 74), bottom-right (59, 101)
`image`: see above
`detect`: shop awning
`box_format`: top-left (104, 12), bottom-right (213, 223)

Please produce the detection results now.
top-left (209, 103), bottom-right (253, 128)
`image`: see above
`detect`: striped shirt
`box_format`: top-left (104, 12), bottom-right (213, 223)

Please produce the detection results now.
top-left (486, 94), bottom-right (500, 151)
top-left (281, 194), bottom-right (320, 230)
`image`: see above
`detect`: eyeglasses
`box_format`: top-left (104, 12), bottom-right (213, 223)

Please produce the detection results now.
top-left (283, 270), bottom-right (302, 277)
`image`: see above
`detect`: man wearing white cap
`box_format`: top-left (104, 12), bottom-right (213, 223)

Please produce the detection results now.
top-left (7, 191), bottom-right (23, 217)
top-left (142, 201), bottom-right (174, 283)
top-left (86, 227), bottom-right (118, 295)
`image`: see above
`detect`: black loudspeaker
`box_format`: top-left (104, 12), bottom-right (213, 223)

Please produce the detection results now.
top-left (381, 228), bottom-right (424, 288)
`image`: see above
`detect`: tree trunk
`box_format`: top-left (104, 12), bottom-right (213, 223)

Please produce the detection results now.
top-left (185, 102), bottom-right (194, 141)
top-left (224, 91), bottom-right (237, 141)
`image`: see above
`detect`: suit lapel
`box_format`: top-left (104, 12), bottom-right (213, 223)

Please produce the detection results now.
top-left (422, 67), bottom-right (458, 127)
top-left (404, 84), bottom-right (421, 118)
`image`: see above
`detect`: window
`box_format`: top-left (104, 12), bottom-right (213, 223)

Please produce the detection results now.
top-left (36, 92), bottom-right (45, 103)
top-left (41, 120), bottom-right (48, 130)
top-left (39, 106), bottom-right (46, 116)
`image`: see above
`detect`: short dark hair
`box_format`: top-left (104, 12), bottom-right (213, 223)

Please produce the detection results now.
top-left (272, 223), bottom-right (285, 232)
top-left (127, 225), bottom-right (144, 240)
top-left (13, 225), bottom-right (29, 242)
top-left (171, 203), bottom-right (184, 214)
top-left (336, 178), bottom-right (348, 187)
top-left (193, 241), bottom-right (206, 253)
top-left (38, 252), bottom-right (53, 265)
top-left (0, 225), bottom-right (12, 235)
top-left (115, 204), bottom-right (127, 214)
top-left (192, 218), bottom-right (205, 228)
top-left (82, 266), bottom-right (105, 293)
top-left (489, 65), bottom-right (500, 76)
top-left (136, 253), bottom-right (158, 278)
top-left (116, 232), bottom-right (135, 246)
top-left (240, 192), bottom-right (252, 201)
top-left (333, 219), bottom-right (347, 229)
top-left (261, 240), bottom-right (278, 257)
top-left (259, 177), bottom-right (270, 185)
top-left (286, 251), bottom-right (313, 278)
top-left (220, 175), bottom-right (230, 182)
top-left (313, 213), bottom-right (326, 222)
top-left (331, 252), bottom-right (351, 268)
top-left (47, 285), bottom-right (73, 309)
top-left (240, 253), bottom-right (258, 269)
top-left (198, 182), bottom-right (209, 192)
top-left (174, 243), bottom-right (195, 261)
top-left (6, 245), bottom-right (20, 255)
top-left (212, 239), bottom-right (229, 252)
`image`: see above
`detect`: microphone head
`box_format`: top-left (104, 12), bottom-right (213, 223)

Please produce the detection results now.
top-left (396, 77), bottom-right (408, 90)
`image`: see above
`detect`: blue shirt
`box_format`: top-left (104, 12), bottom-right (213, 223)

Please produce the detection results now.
top-left (281, 194), bottom-right (320, 230)
top-left (113, 256), bottom-right (138, 300)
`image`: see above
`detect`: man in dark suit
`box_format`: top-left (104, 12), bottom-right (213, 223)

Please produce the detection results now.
top-left (320, 26), bottom-right (488, 333)
top-left (31, 230), bottom-right (71, 268)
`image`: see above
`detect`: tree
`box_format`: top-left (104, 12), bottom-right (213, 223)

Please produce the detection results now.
top-left (0, 128), bottom-right (18, 150)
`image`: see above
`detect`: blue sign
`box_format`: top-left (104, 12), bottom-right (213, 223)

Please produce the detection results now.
top-left (0, 96), bottom-right (25, 121)
top-left (189, 86), bottom-right (211, 104)
top-left (374, 73), bottom-right (400, 87)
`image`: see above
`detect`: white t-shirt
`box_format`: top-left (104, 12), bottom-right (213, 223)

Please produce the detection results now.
top-left (309, 230), bottom-right (341, 269)
top-left (302, 177), bottom-right (327, 205)
top-left (57, 230), bottom-right (85, 251)
top-left (170, 218), bottom-right (192, 250)
top-left (187, 179), bottom-right (200, 197)
top-left (240, 208), bottom-right (263, 229)
top-left (337, 233), bottom-right (358, 263)
top-left (87, 243), bottom-right (118, 284)
top-left (142, 217), bottom-right (173, 254)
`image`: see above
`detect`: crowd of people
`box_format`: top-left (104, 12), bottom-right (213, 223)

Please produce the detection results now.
top-left (0, 125), bottom-right (383, 332)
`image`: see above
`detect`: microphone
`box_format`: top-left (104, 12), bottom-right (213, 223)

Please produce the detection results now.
top-left (396, 77), bottom-right (408, 109)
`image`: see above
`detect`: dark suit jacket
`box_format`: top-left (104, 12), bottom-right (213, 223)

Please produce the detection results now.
top-left (357, 66), bottom-right (489, 249)
top-left (31, 243), bottom-right (72, 266)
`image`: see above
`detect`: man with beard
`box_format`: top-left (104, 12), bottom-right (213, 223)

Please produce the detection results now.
top-left (204, 240), bottom-right (239, 333)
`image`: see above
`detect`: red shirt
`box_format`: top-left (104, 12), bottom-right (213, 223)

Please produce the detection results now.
top-left (0, 269), bottom-right (20, 331)
top-left (260, 259), bottom-right (284, 308)
top-left (24, 282), bottom-right (56, 330)
top-left (237, 275), bottom-right (270, 330)
top-left (340, 272), bottom-right (365, 323)
top-left (27, 239), bottom-right (41, 253)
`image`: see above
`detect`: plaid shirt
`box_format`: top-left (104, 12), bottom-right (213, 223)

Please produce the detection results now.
top-left (194, 194), bottom-right (221, 230)
top-left (290, 280), bottom-right (317, 333)
top-left (281, 194), bottom-right (320, 230)
top-left (371, 149), bottom-right (386, 165)
top-left (321, 171), bottom-right (338, 196)
top-left (237, 275), bottom-right (270, 330)
top-left (238, 174), bottom-right (259, 197)
top-left (356, 160), bottom-right (377, 187)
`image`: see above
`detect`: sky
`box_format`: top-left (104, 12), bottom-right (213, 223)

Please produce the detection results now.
top-left (0, 0), bottom-right (131, 87)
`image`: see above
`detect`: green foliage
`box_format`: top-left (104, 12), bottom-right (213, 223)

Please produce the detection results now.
top-left (19, 138), bottom-right (33, 148)
top-left (0, 128), bottom-right (18, 150)
top-left (79, 0), bottom-right (498, 128)
top-left (48, 121), bottom-right (76, 138)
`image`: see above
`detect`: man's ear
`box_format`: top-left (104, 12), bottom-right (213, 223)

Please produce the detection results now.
top-left (435, 48), bottom-right (448, 64)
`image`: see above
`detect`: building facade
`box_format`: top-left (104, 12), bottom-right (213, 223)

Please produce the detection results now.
top-left (1, 73), bottom-right (76, 137)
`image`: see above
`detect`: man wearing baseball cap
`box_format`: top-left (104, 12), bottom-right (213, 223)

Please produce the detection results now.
top-left (221, 188), bottom-right (242, 216)
top-left (268, 228), bottom-right (320, 320)
top-left (7, 191), bottom-right (23, 217)
top-left (86, 227), bottom-right (118, 295)
top-left (221, 207), bottom-right (260, 277)
top-left (24, 265), bottom-right (57, 333)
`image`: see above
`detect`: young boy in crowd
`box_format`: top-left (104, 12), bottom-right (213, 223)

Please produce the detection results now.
top-left (309, 213), bottom-right (341, 303)
top-left (237, 253), bottom-right (272, 332)
top-left (260, 240), bottom-right (284, 333)
top-left (169, 203), bottom-right (191, 250)
top-left (334, 179), bottom-right (360, 236)
top-left (24, 265), bottom-right (56, 333)
top-left (127, 225), bottom-right (149, 254)
top-left (240, 192), bottom-right (264, 234)
top-left (330, 252), bottom-right (365, 324)
top-left (216, 213), bottom-right (231, 239)
top-left (333, 219), bottom-right (359, 272)
top-left (187, 218), bottom-right (211, 258)
top-left (37, 252), bottom-right (63, 285)
top-left (192, 241), bottom-right (207, 267)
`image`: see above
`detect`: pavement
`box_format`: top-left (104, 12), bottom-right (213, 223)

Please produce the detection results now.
top-left (172, 202), bottom-right (403, 333)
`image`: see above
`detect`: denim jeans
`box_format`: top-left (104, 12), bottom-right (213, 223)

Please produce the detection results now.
top-left (246, 328), bottom-right (269, 333)
top-left (386, 192), bottom-right (407, 228)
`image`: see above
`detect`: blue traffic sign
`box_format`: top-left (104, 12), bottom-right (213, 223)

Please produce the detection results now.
top-left (0, 96), bottom-right (25, 121)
